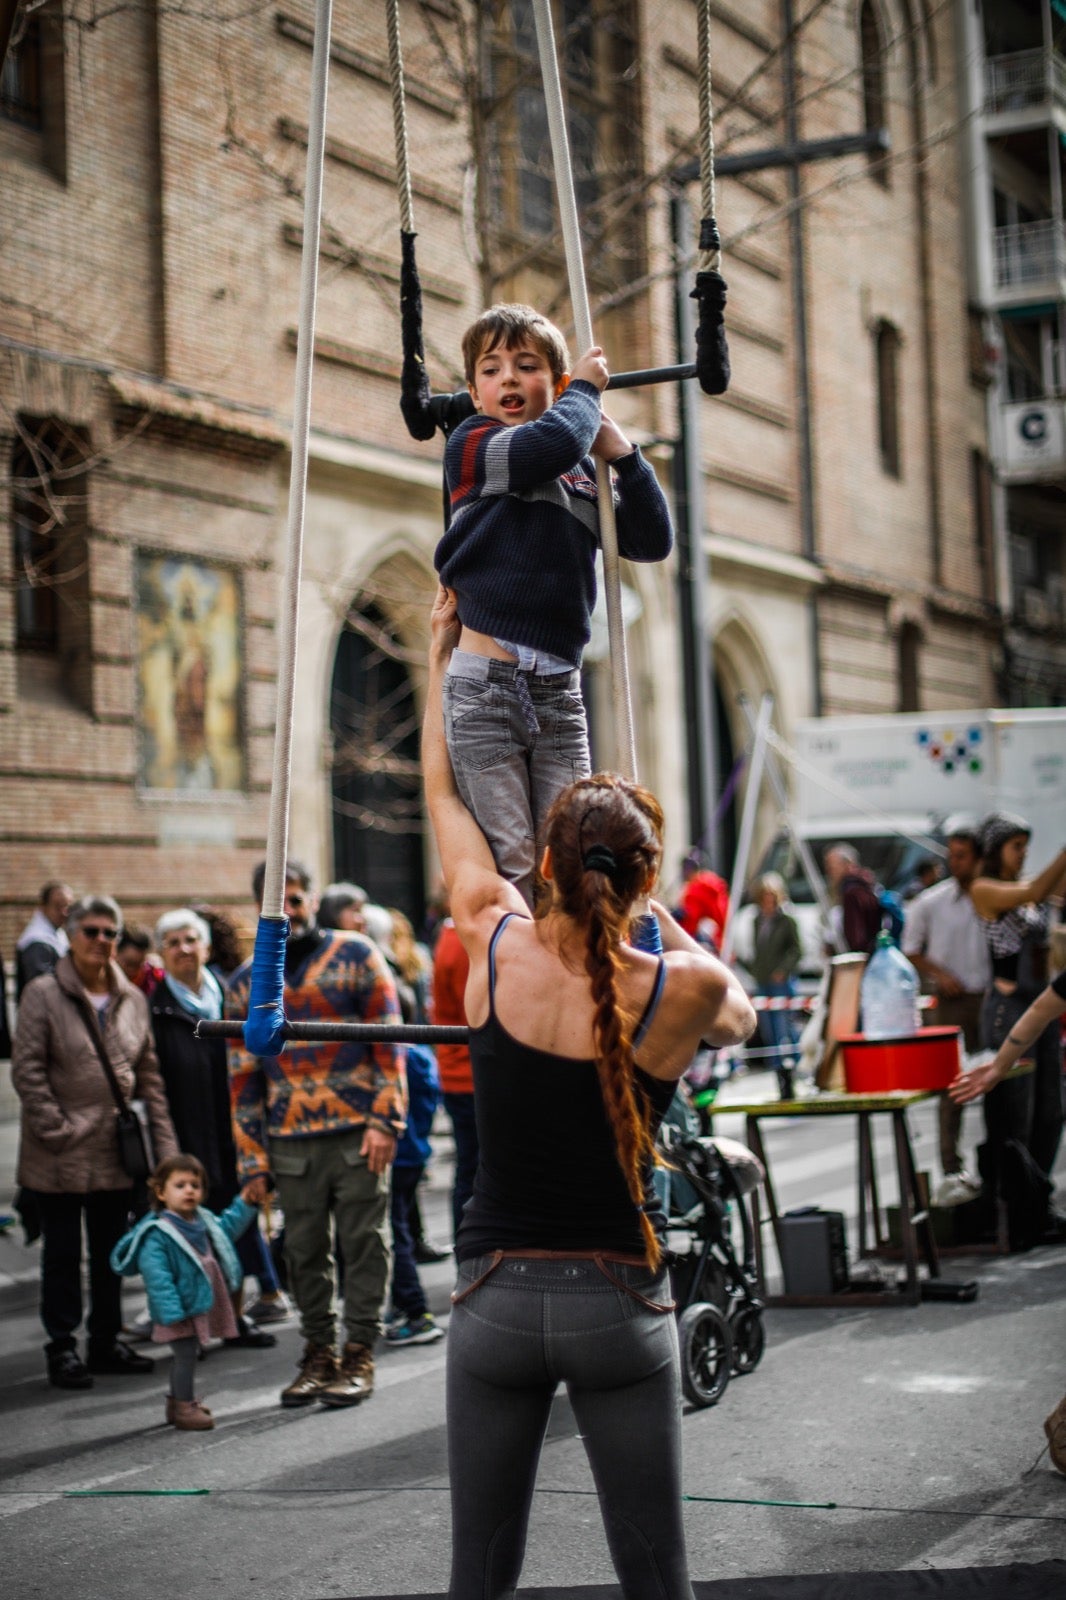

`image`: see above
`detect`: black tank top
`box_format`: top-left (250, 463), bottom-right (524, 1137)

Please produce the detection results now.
top-left (456, 913), bottom-right (675, 1263)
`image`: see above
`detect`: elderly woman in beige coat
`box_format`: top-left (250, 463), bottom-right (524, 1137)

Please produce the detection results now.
top-left (12, 894), bottom-right (178, 1390)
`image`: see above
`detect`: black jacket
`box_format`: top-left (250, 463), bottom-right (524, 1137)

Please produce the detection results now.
top-left (150, 989), bottom-right (239, 1205)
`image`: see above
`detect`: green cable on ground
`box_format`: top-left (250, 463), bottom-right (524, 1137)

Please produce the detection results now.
top-left (684, 1494), bottom-right (837, 1509)
top-left (63, 1489), bottom-right (210, 1497)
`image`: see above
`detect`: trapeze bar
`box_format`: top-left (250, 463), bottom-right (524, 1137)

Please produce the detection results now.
top-left (607, 362), bottom-right (697, 391)
top-left (196, 1020), bottom-right (470, 1045)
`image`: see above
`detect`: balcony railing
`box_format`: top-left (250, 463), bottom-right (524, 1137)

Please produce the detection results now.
top-left (993, 219), bottom-right (1066, 292)
top-left (985, 47), bottom-right (1066, 117)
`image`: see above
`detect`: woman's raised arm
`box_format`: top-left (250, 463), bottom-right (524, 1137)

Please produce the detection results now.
top-left (971, 847), bottom-right (1066, 918)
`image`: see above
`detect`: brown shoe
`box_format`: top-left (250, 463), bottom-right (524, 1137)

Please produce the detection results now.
top-left (280, 1341), bottom-right (338, 1408)
top-left (170, 1398), bottom-right (214, 1431)
top-left (319, 1342), bottom-right (375, 1408)
top-left (1045, 1394), bottom-right (1066, 1475)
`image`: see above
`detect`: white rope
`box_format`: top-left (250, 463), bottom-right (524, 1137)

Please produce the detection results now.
top-left (262, 0), bottom-right (334, 919)
top-left (386, 0), bottom-right (415, 234)
top-left (696, 0), bottom-right (721, 273)
top-left (531, 0), bottom-right (637, 781)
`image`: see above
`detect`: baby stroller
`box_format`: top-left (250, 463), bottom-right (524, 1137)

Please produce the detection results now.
top-left (656, 1093), bottom-right (767, 1408)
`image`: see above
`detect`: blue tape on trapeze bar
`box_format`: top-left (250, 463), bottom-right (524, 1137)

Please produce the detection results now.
top-left (244, 916), bottom-right (290, 1057)
top-left (631, 911), bottom-right (663, 955)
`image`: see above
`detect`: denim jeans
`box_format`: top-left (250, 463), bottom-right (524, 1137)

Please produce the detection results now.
top-left (443, 651), bottom-right (590, 908)
top-left (389, 1163), bottom-right (427, 1318)
top-left (446, 1254), bottom-right (694, 1600)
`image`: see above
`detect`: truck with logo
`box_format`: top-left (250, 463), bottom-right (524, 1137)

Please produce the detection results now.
top-left (730, 707), bottom-right (1066, 977)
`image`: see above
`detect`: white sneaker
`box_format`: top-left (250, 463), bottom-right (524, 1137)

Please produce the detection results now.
top-left (933, 1171), bottom-right (981, 1208)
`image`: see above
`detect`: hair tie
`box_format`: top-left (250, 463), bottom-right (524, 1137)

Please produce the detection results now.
top-left (582, 844), bottom-right (617, 877)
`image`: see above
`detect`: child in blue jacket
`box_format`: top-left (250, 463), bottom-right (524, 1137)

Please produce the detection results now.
top-left (111, 1153), bottom-right (260, 1430)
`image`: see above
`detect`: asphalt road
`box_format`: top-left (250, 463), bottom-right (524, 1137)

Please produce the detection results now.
top-left (1, 1077), bottom-right (1064, 1598)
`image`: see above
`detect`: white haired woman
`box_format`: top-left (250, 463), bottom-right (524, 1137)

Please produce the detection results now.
top-left (12, 895), bottom-right (177, 1389)
top-left (149, 909), bottom-right (278, 1346)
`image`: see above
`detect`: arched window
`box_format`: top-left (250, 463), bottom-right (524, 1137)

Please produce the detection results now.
top-left (859, 0), bottom-right (889, 187)
top-left (897, 621), bottom-right (921, 712)
top-left (330, 601), bottom-right (425, 925)
top-left (873, 320), bottom-right (902, 477)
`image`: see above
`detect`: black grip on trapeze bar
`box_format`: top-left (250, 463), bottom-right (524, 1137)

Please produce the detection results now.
top-left (399, 231), bottom-right (437, 441)
top-left (429, 389), bottom-right (476, 436)
top-left (196, 1019), bottom-right (470, 1045)
top-left (691, 219), bottom-right (730, 397)
top-left (607, 363), bottom-right (698, 390)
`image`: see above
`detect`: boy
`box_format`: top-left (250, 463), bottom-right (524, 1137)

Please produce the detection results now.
top-left (434, 303), bottom-right (673, 906)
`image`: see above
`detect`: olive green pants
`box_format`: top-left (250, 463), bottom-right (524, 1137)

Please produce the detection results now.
top-left (269, 1129), bottom-right (390, 1349)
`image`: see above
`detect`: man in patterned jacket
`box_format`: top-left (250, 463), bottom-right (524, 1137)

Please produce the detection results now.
top-left (227, 859), bottom-right (406, 1409)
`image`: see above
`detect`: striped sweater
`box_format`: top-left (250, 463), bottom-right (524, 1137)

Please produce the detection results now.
top-left (435, 379), bottom-right (673, 667)
top-left (225, 931), bottom-right (407, 1181)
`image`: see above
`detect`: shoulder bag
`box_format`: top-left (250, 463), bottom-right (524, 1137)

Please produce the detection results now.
top-left (73, 996), bottom-right (154, 1182)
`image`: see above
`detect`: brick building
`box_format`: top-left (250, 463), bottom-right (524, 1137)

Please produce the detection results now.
top-left (0, 0), bottom-right (1057, 950)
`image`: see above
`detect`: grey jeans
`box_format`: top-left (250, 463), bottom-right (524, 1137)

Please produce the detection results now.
top-left (443, 651), bottom-right (590, 908)
top-left (446, 1254), bottom-right (694, 1600)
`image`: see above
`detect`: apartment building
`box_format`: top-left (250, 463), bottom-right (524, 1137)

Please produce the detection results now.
top-left (957, 0), bottom-right (1066, 705)
top-left (0, 1), bottom-right (1054, 943)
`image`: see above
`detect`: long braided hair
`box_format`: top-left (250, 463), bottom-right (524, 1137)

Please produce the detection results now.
top-left (539, 774), bottom-right (665, 1267)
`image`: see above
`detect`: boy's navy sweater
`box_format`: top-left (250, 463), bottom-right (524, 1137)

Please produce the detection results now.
top-left (435, 380), bottom-right (673, 667)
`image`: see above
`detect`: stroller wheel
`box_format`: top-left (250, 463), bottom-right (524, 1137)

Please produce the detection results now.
top-left (677, 1302), bottom-right (732, 1408)
top-left (730, 1306), bottom-right (766, 1375)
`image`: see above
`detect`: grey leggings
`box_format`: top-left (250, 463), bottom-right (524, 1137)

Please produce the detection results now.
top-left (169, 1336), bottom-right (198, 1401)
top-left (446, 1254), bottom-right (695, 1600)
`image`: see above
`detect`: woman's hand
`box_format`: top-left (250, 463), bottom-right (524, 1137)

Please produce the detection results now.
top-left (949, 1057), bottom-right (1005, 1105)
top-left (430, 585), bottom-right (461, 663)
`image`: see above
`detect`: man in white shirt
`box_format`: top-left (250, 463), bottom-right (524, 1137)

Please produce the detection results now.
top-left (902, 825), bottom-right (991, 1204)
top-left (16, 882), bottom-right (74, 999)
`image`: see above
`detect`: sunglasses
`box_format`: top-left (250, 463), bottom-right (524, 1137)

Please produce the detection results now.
top-left (78, 924), bottom-right (119, 941)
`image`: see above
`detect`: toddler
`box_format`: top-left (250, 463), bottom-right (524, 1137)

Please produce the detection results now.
top-left (111, 1153), bottom-right (261, 1431)
top-left (434, 303), bottom-right (673, 905)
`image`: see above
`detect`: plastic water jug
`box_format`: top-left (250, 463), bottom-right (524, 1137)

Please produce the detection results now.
top-left (860, 931), bottom-right (921, 1039)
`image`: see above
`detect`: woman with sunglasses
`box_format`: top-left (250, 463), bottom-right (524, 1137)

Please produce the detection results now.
top-left (12, 894), bottom-right (177, 1390)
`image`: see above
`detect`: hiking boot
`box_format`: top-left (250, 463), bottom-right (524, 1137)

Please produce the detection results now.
top-left (319, 1342), bottom-right (375, 1408)
top-left (170, 1398), bottom-right (214, 1431)
top-left (1045, 1394), bottom-right (1066, 1475)
top-left (280, 1341), bottom-right (338, 1407)
top-left (47, 1348), bottom-right (93, 1390)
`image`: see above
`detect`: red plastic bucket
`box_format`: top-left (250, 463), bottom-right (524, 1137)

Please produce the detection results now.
top-left (840, 1027), bottom-right (963, 1094)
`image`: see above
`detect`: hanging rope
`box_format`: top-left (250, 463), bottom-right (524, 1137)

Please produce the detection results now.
top-left (530, 0), bottom-right (663, 956)
top-left (691, 0), bottom-right (730, 396)
top-left (530, 0), bottom-right (636, 785)
top-left (389, 0), bottom-right (437, 441)
top-left (243, 0), bottom-right (333, 1058)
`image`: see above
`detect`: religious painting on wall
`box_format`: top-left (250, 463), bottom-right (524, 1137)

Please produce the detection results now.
top-left (135, 554), bottom-right (244, 791)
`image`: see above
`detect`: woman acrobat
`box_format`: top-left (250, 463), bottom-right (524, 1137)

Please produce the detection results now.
top-left (422, 586), bottom-right (756, 1600)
